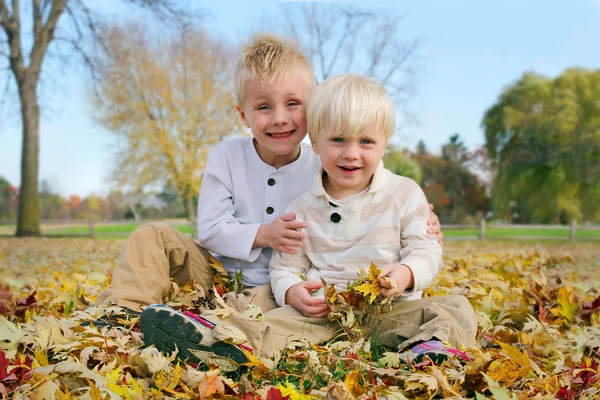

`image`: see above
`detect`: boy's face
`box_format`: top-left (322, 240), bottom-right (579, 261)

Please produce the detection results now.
top-left (311, 122), bottom-right (387, 199)
top-left (237, 73), bottom-right (311, 168)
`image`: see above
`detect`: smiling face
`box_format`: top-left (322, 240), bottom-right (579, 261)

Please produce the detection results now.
top-left (312, 122), bottom-right (387, 199)
top-left (237, 73), bottom-right (312, 169)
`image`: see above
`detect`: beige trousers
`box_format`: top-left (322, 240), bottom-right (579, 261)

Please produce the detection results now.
top-left (203, 294), bottom-right (478, 360)
top-left (96, 223), bottom-right (278, 313)
top-left (97, 223), bottom-right (478, 359)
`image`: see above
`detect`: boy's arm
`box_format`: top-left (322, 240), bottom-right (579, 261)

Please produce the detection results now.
top-left (268, 203), bottom-right (311, 307)
top-left (196, 149), bottom-right (262, 262)
top-left (394, 185), bottom-right (443, 296)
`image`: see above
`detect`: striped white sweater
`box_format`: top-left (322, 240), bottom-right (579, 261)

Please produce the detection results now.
top-left (269, 162), bottom-right (443, 307)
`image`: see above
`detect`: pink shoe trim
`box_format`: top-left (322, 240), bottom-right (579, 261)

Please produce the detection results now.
top-left (183, 311), bottom-right (254, 353)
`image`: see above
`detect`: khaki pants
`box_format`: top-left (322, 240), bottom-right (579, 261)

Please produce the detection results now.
top-left (203, 294), bottom-right (478, 360)
top-left (97, 223), bottom-right (478, 359)
top-left (96, 223), bottom-right (278, 313)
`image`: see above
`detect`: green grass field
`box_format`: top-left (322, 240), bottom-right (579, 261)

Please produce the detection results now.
top-left (444, 227), bottom-right (600, 239)
top-left (1, 222), bottom-right (599, 240)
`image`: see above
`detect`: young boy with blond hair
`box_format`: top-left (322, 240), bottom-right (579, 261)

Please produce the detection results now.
top-left (140, 74), bottom-right (476, 368)
top-left (92, 34), bottom-right (442, 365)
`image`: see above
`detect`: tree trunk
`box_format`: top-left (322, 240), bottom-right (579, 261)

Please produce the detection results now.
top-left (184, 196), bottom-right (195, 224)
top-left (16, 80), bottom-right (42, 237)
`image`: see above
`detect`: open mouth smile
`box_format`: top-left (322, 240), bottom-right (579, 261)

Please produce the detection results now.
top-left (267, 130), bottom-right (295, 139)
top-left (338, 166), bottom-right (362, 173)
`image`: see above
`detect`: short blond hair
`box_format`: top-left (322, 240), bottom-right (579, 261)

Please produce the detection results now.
top-left (235, 34), bottom-right (315, 106)
top-left (307, 74), bottom-right (395, 141)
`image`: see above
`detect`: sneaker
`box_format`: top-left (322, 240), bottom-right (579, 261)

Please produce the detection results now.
top-left (81, 307), bottom-right (141, 329)
top-left (139, 304), bottom-right (249, 369)
top-left (398, 340), bottom-right (471, 364)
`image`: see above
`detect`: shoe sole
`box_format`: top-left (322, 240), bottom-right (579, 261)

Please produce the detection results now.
top-left (139, 306), bottom-right (248, 367)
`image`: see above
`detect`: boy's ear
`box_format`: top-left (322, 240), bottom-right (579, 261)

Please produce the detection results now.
top-left (308, 132), bottom-right (319, 154)
top-left (236, 106), bottom-right (250, 128)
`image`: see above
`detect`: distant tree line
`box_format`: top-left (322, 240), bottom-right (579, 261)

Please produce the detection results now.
top-left (0, 177), bottom-right (190, 223)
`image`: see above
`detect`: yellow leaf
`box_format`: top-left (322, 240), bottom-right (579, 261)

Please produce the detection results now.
top-left (34, 350), bottom-right (49, 367)
top-left (354, 281), bottom-right (381, 304)
top-left (277, 381), bottom-right (314, 400)
top-left (343, 369), bottom-right (363, 397)
top-left (209, 256), bottom-right (231, 291)
top-left (557, 287), bottom-right (577, 322)
top-left (368, 262), bottom-right (382, 282)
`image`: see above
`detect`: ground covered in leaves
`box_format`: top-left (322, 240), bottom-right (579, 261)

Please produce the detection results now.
top-left (0, 238), bottom-right (599, 399)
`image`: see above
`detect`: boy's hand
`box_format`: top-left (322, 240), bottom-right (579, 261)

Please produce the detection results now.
top-left (427, 204), bottom-right (444, 247)
top-left (285, 281), bottom-right (329, 318)
top-left (254, 213), bottom-right (307, 254)
top-left (377, 264), bottom-right (414, 298)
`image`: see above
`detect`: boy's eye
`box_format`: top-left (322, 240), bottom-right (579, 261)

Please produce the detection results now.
top-left (332, 137), bottom-right (344, 143)
top-left (257, 105), bottom-right (270, 111)
top-left (287, 101), bottom-right (299, 107)
top-left (360, 139), bottom-right (374, 145)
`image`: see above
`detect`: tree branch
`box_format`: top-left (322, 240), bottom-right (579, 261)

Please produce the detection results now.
top-left (28, 0), bottom-right (67, 82)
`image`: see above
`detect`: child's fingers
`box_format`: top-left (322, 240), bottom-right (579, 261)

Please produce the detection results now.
top-left (285, 220), bottom-right (307, 230)
top-left (279, 246), bottom-right (299, 255)
top-left (284, 229), bottom-right (305, 240)
top-left (279, 213), bottom-right (297, 222)
top-left (303, 303), bottom-right (329, 318)
top-left (281, 238), bottom-right (303, 248)
top-left (380, 287), bottom-right (399, 298)
top-left (303, 296), bottom-right (325, 306)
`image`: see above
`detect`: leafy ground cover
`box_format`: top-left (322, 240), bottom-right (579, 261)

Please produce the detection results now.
top-left (0, 239), bottom-right (599, 399)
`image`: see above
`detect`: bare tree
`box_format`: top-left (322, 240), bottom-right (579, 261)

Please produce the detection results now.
top-left (0, 0), bottom-right (196, 236)
top-left (281, 3), bottom-right (424, 124)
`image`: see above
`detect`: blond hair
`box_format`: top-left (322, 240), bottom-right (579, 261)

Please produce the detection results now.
top-left (235, 34), bottom-right (315, 106)
top-left (307, 74), bottom-right (395, 141)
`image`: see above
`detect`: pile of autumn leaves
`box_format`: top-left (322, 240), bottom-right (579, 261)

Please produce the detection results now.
top-left (0, 239), bottom-right (599, 399)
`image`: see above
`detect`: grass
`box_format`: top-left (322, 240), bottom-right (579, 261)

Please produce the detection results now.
top-left (1, 222), bottom-right (599, 240)
top-left (43, 224), bottom-right (193, 236)
top-left (444, 227), bottom-right (600, 239)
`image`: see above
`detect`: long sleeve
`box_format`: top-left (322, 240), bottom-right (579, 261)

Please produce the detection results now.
top-left (197, 148), bottom-right (262, 262)
top-left (269, 201), bottom-right (312, 306)
top-left (397, 186), bottom-right (443, 296)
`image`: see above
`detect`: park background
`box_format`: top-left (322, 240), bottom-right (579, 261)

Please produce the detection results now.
top-left (1, 1), bottom-right (600, 399)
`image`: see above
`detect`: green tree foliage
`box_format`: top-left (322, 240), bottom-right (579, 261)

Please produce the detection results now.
top-left (38, 180), bottom-right (66, 220)
top-left (383, 145), bottom-right (422, 183)
top-left (413, 135), bottom-right (489, 223)
top-left (483, 68), bottom-right (600, 223)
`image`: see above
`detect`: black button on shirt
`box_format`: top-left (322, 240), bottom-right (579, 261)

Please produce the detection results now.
top-left (267, 178), bottom-right (276, 186)
top-left (266, 207), bottom-right (274, 214)
top-left (330, 212), bottom-right (341, 223)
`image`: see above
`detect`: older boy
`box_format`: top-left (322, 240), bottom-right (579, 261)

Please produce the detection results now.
top-left (140, 74), bottom-right (476, 368)
top-left (95, 34), bottom-right (441, 313)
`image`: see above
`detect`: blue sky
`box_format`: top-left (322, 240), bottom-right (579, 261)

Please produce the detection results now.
top-left (1, 0), bottom-right (599, 196)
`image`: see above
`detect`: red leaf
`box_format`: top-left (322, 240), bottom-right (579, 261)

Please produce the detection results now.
top-left (265, 388), bottom-right (290, 400)
top-left (0, 350), bottom-right (11, 381)
top-left (583, 295), bottom-right (600, 317)
top-left (16, 291), bottom-right (37, 307)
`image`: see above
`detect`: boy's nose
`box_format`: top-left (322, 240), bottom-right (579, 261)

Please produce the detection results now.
top-left (342, 144), bottom-right (359, 160)
top-left (271, 108), bottom-right (288, 126)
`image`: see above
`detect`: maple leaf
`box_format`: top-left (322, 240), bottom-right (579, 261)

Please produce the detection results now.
top-left (198, 373), bottom-right (225, 399)
top-left (265, 387), bottom-right (290, 400)
top-left (354, 281), bottom-right (381, 304)
top-left (209, 256), bottom-right (231, 293)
